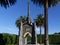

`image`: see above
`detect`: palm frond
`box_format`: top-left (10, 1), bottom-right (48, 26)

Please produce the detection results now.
top-left (31, 0), bottom-right (59, 7)
top-left (35, 14), bottom-right (44, 27)
top-left (15, 16), bottom-right (27, 27)
top-left (0, 0), bottom-right (16, 8)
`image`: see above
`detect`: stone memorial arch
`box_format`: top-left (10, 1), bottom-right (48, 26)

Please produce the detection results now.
top-left (19, 22), bottom-right (37, 45)
top-left (19, 0), bottom-right (37, 45)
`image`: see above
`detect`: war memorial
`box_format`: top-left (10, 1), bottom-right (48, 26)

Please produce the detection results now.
top-left (18, 0), bottom-right (37, 45)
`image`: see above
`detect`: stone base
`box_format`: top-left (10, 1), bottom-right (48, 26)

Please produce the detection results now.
top-left (24, 44), bottom-right (35, 45)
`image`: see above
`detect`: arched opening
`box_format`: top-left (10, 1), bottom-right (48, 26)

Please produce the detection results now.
top-left (24, 32), bottom-right (32, 44)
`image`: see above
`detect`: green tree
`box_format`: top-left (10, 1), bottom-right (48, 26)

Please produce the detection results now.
top-left (11, 35), bottom-right (16, 44)
top-left (0, 0), bottom-right (16, 8)
top-left (6, 35), bottom-right (11, 45)
top-left (0, 34), bottom-right (4, 45)
top-left (16, 16), bottom-right (26, 29)
top-left (2, 33), bottom-right (11, 45)
top-left (15, 35), bottom-right (18, 44)
top-left (35, 14), bottom-right (44, 45)
top-left (31, 0), bottom-right (60, 45)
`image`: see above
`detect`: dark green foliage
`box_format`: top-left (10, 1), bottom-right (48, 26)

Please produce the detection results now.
top-left (37, 34), bottom-right (44, 43)
top-left (3, 33), bottom-right (11, 44)
top-left (54, 32), bottom-right (60, 34)
top-left (35, 14), bottom-right (44, 27)
top-left (27, 34), bottom-right (31, 42)
top-left (16, 16), bottom-right (27, 28)
top-left (31, 0), bottom-right (59, 7)
top-left (0, 34), bottom-right (4, 45)
top-left (49, 34), bottom-right (60, 44)
top-left (37, 34), bottom-right (60, 44)
top-left (37, 34), bottom-right (40, 43)
top-left (0, 33), bottom-right (60, 44)
top-left (0, 33), bottom-right (18, 45)
top-left (0, 0), bottom-right (16, 8)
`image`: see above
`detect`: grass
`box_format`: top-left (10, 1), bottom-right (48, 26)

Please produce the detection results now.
top-left (41, 44), bottom-right (60, 45)
top-left (50, 44), bottom-right (60, 45)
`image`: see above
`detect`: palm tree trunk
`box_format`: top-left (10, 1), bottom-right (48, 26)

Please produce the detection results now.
top-left (40, 26), bottom-right (42, 45)
top-left (44, 0), bottom-right (49, 45)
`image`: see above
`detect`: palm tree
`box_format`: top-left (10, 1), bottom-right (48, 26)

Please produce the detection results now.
top-left (35, 14), bottom-right (44, 45)
top-left (16, 16), bottom-right (26, 29)
top-left (31, 0), bottom-right (60, 45)
top-left (0, 0), bottom-right (16, 8)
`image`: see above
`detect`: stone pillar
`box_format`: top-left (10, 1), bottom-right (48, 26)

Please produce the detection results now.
top-left (31, 23), bottom-right (36, 44)
top-left (25, 37), bottom-right (27, 44)
top-left (19, 21), bottom-right (23, 45)
top-left (34, 22), bottom-right (37, 45)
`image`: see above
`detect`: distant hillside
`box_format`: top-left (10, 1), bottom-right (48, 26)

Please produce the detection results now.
top-left (54, 32), bottom-right (60, 35)
top-left (0, 33), bottom-right (18, 45)
top-left (0, 33), bottom-right (60, 45)
top-left (37, 33), bottom-right (60, 44)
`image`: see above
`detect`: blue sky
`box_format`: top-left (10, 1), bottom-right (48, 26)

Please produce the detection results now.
top-left (0, 0), bottom-right (60, 35)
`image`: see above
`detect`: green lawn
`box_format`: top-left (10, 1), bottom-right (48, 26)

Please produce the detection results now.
top-left (50, 44), bottom-right (60, 45)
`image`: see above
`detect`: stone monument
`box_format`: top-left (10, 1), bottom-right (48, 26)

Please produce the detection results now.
top-left (19, 0), bottom-right (37, 45)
